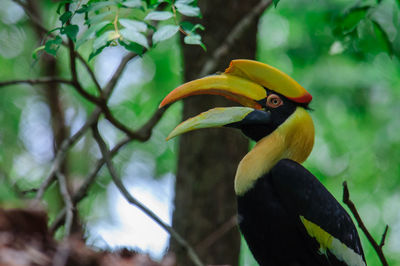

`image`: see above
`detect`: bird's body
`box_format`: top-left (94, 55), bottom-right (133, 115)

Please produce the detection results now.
top-left (160, 60), bottom-right (366, 266)
top-left (238, 159), bottom-right (363, 266)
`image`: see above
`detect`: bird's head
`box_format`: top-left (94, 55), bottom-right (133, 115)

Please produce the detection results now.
top-left (160, 59), bottom-right (313, 141)
top-left (160, 60), bottom-right (315, 193)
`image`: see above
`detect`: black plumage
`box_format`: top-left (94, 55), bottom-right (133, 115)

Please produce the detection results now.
top-left (238, 159), bottom-right (365, 266)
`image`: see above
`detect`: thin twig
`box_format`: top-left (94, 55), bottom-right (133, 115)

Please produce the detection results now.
top-left (50, 107), bottom-right (168, 233)
top-left (379, 225), bottom-right (389, 249)
top-left (196, 215), bottom-right (237, 251)
top-left (92, 123), bottom-right (204, 266)
top-left (56, 170), bottom-right (74, 238)
top-left (102, 52), bottom-right (137, 99)
top-left (342, 181), bottom-right (389, 266)
top-left (35, 108), bottom-right (102, 200)
top-left (0, 78), bottom-right (72, 88)
top-left (52, 241), bottom-right (71, 266)
top-left (74, 52), bottom-right (102, 93)
top-left (67, 38), bottom-right (102, 105)
top-left (199, 0), bottom-right (273, 77)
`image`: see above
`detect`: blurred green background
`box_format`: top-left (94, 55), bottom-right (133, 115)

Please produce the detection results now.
top-left (0, 0), bottom-right (399, 265)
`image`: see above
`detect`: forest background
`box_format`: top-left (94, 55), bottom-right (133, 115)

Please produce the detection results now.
top-left (0, 0), bottom-right (400, 265)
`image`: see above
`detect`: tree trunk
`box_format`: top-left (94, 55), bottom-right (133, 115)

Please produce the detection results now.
top-left (171, 1), bottom-right (264, 265)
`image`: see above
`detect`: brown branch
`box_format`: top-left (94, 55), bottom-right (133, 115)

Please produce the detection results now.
top-left (0, 78), bottom-right (72, 88)
top-left (102, 107), bottom-right (167, 140)
top-left (50, 107), bottom-right (168, 233)
top-left (92, 123), bottom-right (204, 266)
top-left (102, 52), bottom-right (137, 99)
top-left (35, 108), bottom-right (102, 200)
top-left (379, 225), bottom-right (389, 249)
top-left (52, 241), bottom-right (71, 266)
top-left (199, 0), bottom-right (273, 77)
top-left (196, 215), bottom-right (237, 252)
top-left (56, 170), bottom-right (74, 238)
top-left (75, 52), bottom-right (102, 93)
top-left (67, 38), bottom-right (102, 105)
top-left (342, 181), bottom-right (389, 266)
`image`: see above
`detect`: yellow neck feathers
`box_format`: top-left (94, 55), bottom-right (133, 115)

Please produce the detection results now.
top-left (234, 107), bottom-right (315, 195)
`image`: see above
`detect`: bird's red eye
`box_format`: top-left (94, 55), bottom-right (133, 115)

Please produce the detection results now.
top-left (266, 94), bottom-right (283, 108)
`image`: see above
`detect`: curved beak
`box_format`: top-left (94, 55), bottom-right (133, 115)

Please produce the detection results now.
top-left (159, 74), bottom-right (266, 109)
top-left (166, 107), bottom-right (255, 140)
top-left (159, 73), bottom-right (267, 140)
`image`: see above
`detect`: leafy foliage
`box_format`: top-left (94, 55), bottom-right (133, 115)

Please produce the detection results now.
top-left (40, 0), bottom-right (205, 59)
top-left (332, 0), bottom-right (400, 59)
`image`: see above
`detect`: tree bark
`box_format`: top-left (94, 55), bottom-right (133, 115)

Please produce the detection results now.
top-left (171, 1), bottom-right (264, 265)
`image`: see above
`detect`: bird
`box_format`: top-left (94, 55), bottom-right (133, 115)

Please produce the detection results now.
top-left (159, 59), bottom-right (366, 266)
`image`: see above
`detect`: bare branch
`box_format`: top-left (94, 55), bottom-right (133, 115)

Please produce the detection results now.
top-left (49, 136), bottom-right (131, 233)
top-left (379, 225), bottom-right (389, 249)
top-left (74, 52), bottom-right (102, 93)
top-left (342, 181), bottom-right (389, 266)
top-left (50, 107), bottom-right (168, 232)
top-left (52, 241), bottom-right (71, 266)
top-left (56, 170), bottom-right (74, 238)
top-left (35, 108), bottom-right (102, 200)
top-left (199, 0), bottom-right (273, 77)
top-left (102, 52), bottom-right (137, 99)
top-left (49, 137), bottom-right (132, 233)
top-left (0, 78), bottom-right (72, 88)
top-left (67, 38), bottom-right (102, 105)
top-left (92, 123), bottom-right (204, 266)
top-left (196, 215), bottom-right (237, 252)
top-left (102, 107), bottom-right (167, 140)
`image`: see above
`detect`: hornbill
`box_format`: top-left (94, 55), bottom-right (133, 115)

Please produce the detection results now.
top-left (159, 60), bottom-right (366, 266)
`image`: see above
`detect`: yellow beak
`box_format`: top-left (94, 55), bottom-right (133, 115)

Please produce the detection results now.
top-left (159, 74), bottom-right (266, 110)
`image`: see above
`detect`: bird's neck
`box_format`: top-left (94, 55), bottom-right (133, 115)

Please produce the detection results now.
top-left (234, 107), bottom-right (315, 195)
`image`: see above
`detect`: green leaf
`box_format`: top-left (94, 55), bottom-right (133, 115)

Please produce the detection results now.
top-left (120, 28), bottom-right (149, 48)
top-left (273, 0), bottom-right (280, 8)
top-left (85, 11), bottom-right (113, 25)
top-left (119, 19), bottom-right (147, 32)
top-left (77, 1), bottom-right (118, 13)
top-left (184, 34), bottom-right (206, 50)
top-left (144, 11), bottom-right (173, 21)
top-left (56, 1), bottom-right (74, 14)
top-left (32, 45), bottom-right (45, 60)
top-left (44, 35), bottom-right (63, 56)
top-left (175, 0), bottom-right (194, 4)
top-left (152, 25), bottom-right (179, 44)
top-left (62, 24), bottom-right (79, 42)
top-left (76, 21), bottom-right (111, 48)
top-left (46, 27), bottom-right (62, 36)
top-left (122, 0), bottom-right (142, 7)
top-left (76, 4), bottom-right (89, 13)
top-left (89, 45), bottom-right (108, 61)
top-left (93, 30), bottom-right (115, 50)
top-left (180, 21), bottom-right (204, 33)
top-left (119, 40), bottom-right (145, 55)
top-left (59, 11), bottom-right (73, 25)
top-left (175, 3), bottom-right (200, 17)
top-left (371, 20), bottom-right (394, 56)
top-left (338, 7), bottom-right (370, 35)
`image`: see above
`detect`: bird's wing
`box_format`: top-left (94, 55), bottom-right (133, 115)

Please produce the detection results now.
top-left (270, 159), bottom-right (366, 266)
